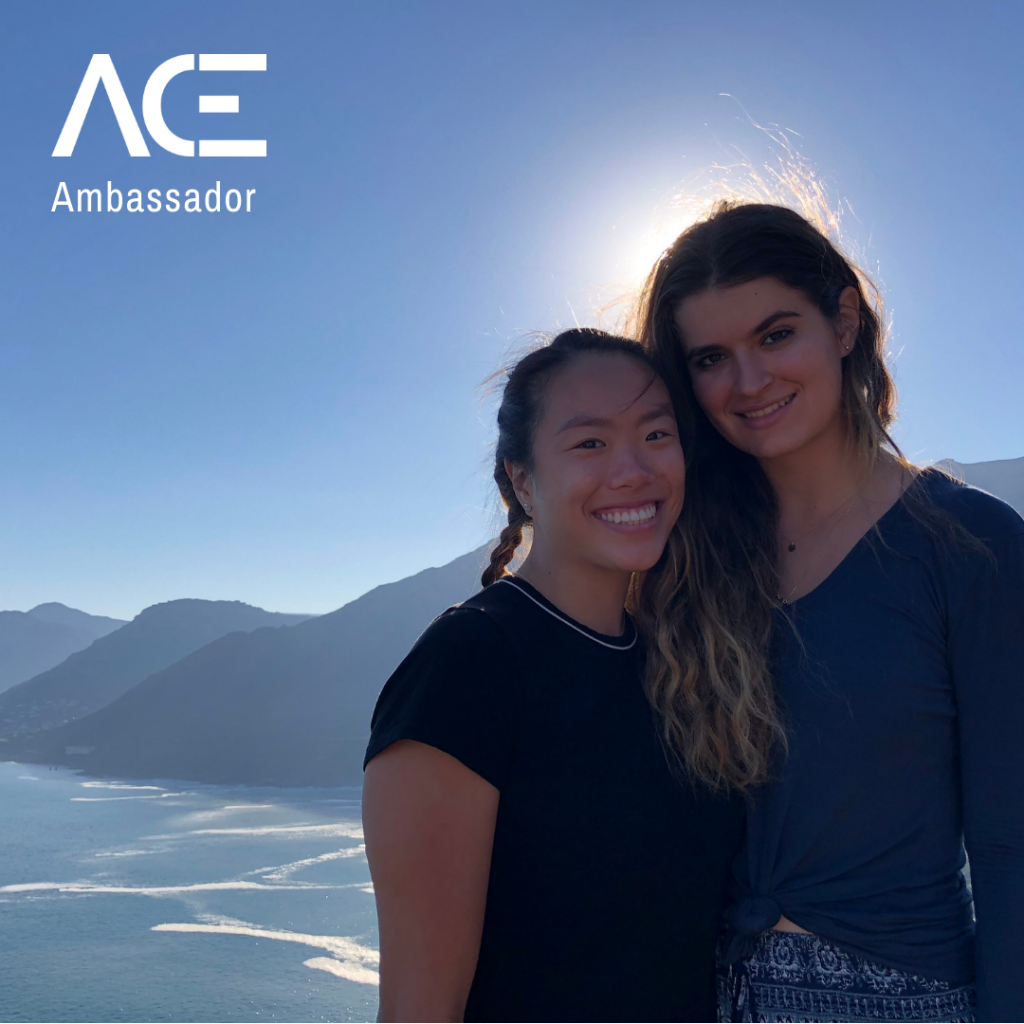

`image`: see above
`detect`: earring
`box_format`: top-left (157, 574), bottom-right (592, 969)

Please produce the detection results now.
top-left (522, 502), bottom-right (532, 514)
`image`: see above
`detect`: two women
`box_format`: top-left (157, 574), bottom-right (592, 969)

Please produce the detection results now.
top-left (365, 204), bottom-right (1024, 1022)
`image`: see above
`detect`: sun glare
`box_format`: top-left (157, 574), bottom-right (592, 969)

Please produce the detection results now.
top-left (592, 195), bottom-right (713, 332)
top-left (621, 205), bottom-right (706, 290)
top-left (592, 132), bottom-right (852, 334)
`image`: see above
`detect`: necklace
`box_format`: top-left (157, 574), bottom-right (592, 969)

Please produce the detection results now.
top-left (781, 489), bottom-right (862, 554)
top-left (778, 496), bottom-right (859, 606)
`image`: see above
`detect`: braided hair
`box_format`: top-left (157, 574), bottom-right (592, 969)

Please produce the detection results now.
top-left (481, 328), bottom-right (660, 587)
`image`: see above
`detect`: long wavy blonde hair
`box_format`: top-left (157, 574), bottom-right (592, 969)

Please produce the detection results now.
top-left (631, 201), bottom-right (900, 791)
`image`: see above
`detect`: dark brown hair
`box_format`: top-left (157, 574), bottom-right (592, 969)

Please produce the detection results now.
top-left (631, 200), bottom-right (902, 788)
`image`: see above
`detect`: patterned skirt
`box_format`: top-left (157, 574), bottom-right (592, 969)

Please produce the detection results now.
top-left (717, 931), bottom-right (976, 1023)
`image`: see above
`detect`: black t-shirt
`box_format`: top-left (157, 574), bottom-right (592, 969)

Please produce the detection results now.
top-left (365, 576), bottom-right (744, 1023)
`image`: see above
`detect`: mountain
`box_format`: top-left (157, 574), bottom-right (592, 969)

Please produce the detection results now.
top-left (946, 456), bottom-right (1024, 516)
top-left (0, 600), bottom-right (312, 738)
top-left (6, 455), bottom-right (1020, 789)
top-left (25, 602), bottom-right (126, 638)
top-left (0, 604), bottom-right (126, 695)
top-left (6, 548), bottom-right (487, 786)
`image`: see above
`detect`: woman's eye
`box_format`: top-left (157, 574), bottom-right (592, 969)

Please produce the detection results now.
top-left (646, 430), bottom-right (671, 442)
top-left (575, 439), bottom-right (604, 450)
top-left (763, 326), bottom-right (794, 346)
top-left (695, 352), bottom-right (724, 370)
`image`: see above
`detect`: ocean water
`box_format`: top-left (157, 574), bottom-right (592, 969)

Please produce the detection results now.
top-left (0, 761), bottom-right (379, 1023)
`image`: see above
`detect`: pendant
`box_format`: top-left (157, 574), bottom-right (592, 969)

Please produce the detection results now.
top-left (788, 543), bottom-right (796, 552)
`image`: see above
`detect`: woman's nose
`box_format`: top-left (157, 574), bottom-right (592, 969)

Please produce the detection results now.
top-left (732, 352), bottom-right (773, 395)
top-left (608, 445), bottom-right (656, 486)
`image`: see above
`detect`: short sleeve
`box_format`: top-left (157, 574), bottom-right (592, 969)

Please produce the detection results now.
top-left (363, 606), bottom-right (520, 789)
top-left (948, 530), bottom-right (1024, 1022)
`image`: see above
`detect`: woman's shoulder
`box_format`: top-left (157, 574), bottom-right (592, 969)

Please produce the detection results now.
top-left (386, 582), bottom-right (534, 697)
top-left (911, 466), bottom-right (1024, 547)
top-left (414, 581), bottom-right (527, 651)
top-left (364, 586), bottom-right (524, 784)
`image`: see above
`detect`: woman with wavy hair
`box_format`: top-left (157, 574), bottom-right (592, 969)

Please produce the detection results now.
top-left (635, 201), bottom-right (1024, 1022)
top-left (362, 327), bottom-right (778, 1022)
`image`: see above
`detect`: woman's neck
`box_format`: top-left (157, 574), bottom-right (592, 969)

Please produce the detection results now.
top-left (513, 543), bottom-right (631, 637)
top-left (759, 421), bottom-right (871, 531)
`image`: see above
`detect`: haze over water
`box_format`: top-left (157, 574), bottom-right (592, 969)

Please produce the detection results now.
top-left (0, 761), bottom-right (378, 1023)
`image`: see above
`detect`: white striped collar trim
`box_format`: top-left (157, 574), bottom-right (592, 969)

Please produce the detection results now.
top-left (494, 578), bottom-right (637, 651)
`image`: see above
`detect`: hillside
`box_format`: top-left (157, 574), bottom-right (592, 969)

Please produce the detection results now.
top-left (0, 600), bottom-right (311, 738)
top-left (25, 603), bottom-right (126, 640)
top-left (950, 456), bottom-right (1024, 515)
top-left (0, 604), bottom-right (126, 695)
top-left (6, 455), bottom-right (1020, 789)
top-left (7, 548), bottom-right (486, 786)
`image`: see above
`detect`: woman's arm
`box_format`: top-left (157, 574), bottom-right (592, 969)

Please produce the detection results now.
top-left (950, 532), bottom-right (1024, 1022)
top-left (363, 739), bottom-right (500, 1023)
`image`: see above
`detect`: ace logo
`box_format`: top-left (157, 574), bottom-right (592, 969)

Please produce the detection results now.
top-left (53, 53), bottom-right (267, 157)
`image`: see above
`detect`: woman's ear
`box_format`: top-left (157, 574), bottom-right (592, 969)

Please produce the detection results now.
top-left (836, 285), bottom-right (860, 356)
top-left (835, 284), bottom-right (860, 356)
top-left (504, 460), bottom-right (533, 513)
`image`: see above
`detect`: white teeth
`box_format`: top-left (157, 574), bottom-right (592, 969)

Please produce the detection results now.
top-left (597, 503), bottom-right (657, 524)
top-left (742, 395), bottom-right (794, 419)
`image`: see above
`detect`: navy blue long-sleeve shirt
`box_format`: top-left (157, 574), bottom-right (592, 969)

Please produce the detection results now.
top-left (727, 471), bottom-right (1024, 1022)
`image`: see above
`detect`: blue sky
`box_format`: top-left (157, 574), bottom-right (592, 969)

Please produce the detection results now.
top-left (1, 0), bottom-right (1022, 618)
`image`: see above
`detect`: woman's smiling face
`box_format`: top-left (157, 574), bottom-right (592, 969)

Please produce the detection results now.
top-left (508, 351), bottom-right (684, 576)
top-left (674, 277), bottom-right (860, 463)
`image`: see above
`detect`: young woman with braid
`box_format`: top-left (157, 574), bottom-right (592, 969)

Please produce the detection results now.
top-left (636, 202), bottom-right (1024, 1022)
top-left (362, 328), bottom-right (779, 1022)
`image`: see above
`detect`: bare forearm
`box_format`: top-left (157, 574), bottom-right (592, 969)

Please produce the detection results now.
top-left (364, 741), bottom-right (499, 1022)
